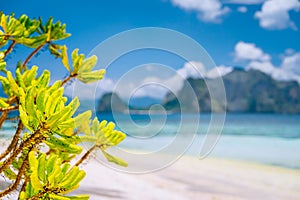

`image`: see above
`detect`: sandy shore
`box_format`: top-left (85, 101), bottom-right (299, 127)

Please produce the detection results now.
top-left (1, 137), bottom-right (300, 200)
top-left (70, 155), bottom-right (300, 200)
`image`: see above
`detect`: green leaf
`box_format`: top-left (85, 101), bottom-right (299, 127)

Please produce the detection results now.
top-left (49, 44), bottom-right (62, 57)
top-left (36, 88), bottom-right (46, 113)
top-left (48, 80), bottom-right (61, 93)
top-left (0, 98), bottom-right (9, 108)
top-left (77, 69), bottom-right (105, 83)
top-left (23, 66), bottom-right (38, 86)
top-left (65, 170), bottom-right (86, 190)
top-left (0, 52), bottom-right (4, 59)
top-left (46, 135), bottom-right (82, 154)
top-left (36, 70), bottom-right (50, 88)
top-left (0, 59), bottom-right (6, 71)
top-left (71, 49), bottom-right (79, 63)
top-left (44, 94), bottom-right (54, 116)
top-left (19, 191), bottom-right (27, 200)
top-left (48, 88), bottom-right (64, 115)
top-left (48, 194), bottom-right (70, 200)
top-left (46, 153), bottom-right (57, 175)
top-left (16, 68), bottom-right (26, 89)
top-left (57, 118), bottom-right (75, 130)
top-left (7, 71), bottom-right (19, 95)
top-left (61, 163), bottom-right (71, 175)
top-left (78, 119), bottom-right (91, 135)
top-left (101, 150), bottom-right (128, 167)
top-left (19, 105), bottom-right (32, 132)
top-left (74, 110), bottom-right (92, 127)
top-left (60, 166), bottom-right (80, 187)
top-left (48, 164), bottom-right (62, 187)
top-left (3, 167), bottom-right (17, 180)
top-left (61, 45), bottom-right (70, 72)
top-left (65, 195), bottom-right (90, 200)
top-left (78, 55), bottom-right (97, 73)
top-left (25, 87), bottom-right (36, 118)
top-left (45, 17), bottom-right (53, 41)
top-left (0, 13), bottom-right (7, 32)
top-left (66, 97), bottom-right (80, 117)
top-left (37, 154), bottom-right (46, 183)
top-left (28, 151), bottom-right (43, 190)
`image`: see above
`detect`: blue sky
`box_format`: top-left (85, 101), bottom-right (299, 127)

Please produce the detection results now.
top-left (2, 0), bottom-right (300, 99)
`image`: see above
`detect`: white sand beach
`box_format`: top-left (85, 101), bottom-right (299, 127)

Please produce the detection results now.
top-left (71, 155), bottom-right (300, 200)
top-left (1, 137), bottom-right (300, 200)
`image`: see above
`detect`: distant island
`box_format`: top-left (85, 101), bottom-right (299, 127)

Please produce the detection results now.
top-left (97, 69), bottom-right (300, 114)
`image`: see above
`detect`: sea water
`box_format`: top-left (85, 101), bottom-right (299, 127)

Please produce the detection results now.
top-left (97, 113), bottom-right (300, 169)
top-left (1, 114), bottom-right (300, 169)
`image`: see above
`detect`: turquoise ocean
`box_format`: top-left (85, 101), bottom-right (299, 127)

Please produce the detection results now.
top-left (98, 113), bottom-right (300, 169)
top-left (2, 114), bottom-right (300, 169)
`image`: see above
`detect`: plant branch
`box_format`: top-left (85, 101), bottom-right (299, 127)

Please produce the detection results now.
top-left (72, 129), bottom-right (80, 136)
top-left (74, 145), bottom-right (97, 167)
top-left (0, 96), bottom-right (17, 129)
top-left (4, 40), bottom-right (16, 58)
top-left (28, 188), bottom-right (57, 200)
top-left (0, 150), bottom-right (29, 198)
top-left (0, 120), bottom-right (23, 161)
top-left (0, 105), bottom-right (18, 112)
top-left (28, 191), bottom-right (47, 200)
top-left (0, 129), bottom-right (44, 173)
top-left (18, 175), bottom-right (29, 200)
top-left (0, 35), bottom-right (10, 46)
top-left (61, 73), bottom-right (77, 87)
top-left (21, 43), bottom-right (45, 70)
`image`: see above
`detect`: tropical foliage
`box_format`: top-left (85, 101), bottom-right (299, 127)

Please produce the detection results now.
top-left (0, 12), bottom-right (127, 199)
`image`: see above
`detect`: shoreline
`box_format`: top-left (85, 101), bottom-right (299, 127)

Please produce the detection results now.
top-left (1, 138), bottom-right (300, 199)
top-left (72, 154), bottom-right (300, 200)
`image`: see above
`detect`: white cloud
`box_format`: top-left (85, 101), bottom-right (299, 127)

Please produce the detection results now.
top-left (285, 48), bottom-right (295, 55)
top-left (255, 0), bottom-right (300, 30)
top-left (133, 62), bottom-right (233, 99)
top-left (132, 84), bottom-right (169, 99)
top-left (109, 62), bottom-right (234, 100)
top-left (247, 60), bottom-right (276, 75)
top-left (206, 65), bottom-right (233, 78)
top-left (247, 60), bottom-right (300, 83)
top-left (233, 41), bottom-right (300, 84)
top-left (170, 0), bottom-right (231, 22)
top-left (246, 52), bottom-right (300, 84)
top-left (234, 41), bottom-right (271, 62)
top-left (281, 52), bottom-right (300, 75)
top-left (129, 76), bottom-right (170, 99)
top-left (176, 61), bottom-right (206, 78)
top-left (176, 61), bottom-right (233, 79)
top-left (222, 0), bottom-right (265, 4)
top-left (237, 6), bottom-right (248, 13)
top-left (97, 78), bottom-right (115, 93)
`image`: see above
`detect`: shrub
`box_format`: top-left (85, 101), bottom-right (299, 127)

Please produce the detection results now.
top-left (0, 13), bottom-right (127, 199)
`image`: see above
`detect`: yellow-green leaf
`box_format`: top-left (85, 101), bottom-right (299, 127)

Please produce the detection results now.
top-left (78, 55), bottom-right (97, 73)
top-left (0, 98), bottom-right (9, 108)
top-left (77, 69), bottom-right (105, 83)
top-left (7, 71), bottom-right (19, 95)
top-left (74, 110), bottom-right (91, 127)
top-left (101, 150), bottom-right (128, 167)
top-left (62, 45), bottom-right (71, 72)
top-left (28, 151), bottom-right (43, 190)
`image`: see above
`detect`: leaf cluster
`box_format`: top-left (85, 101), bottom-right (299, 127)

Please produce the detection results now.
top-left (0, 13), bottom-right (127, 200)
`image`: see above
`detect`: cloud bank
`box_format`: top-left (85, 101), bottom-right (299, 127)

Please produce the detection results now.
top-left (255, 0), bottom-right (300, 30)
top-left (169, 0), bottom-right (300, 31)
top-left (170, 0), bottom-right (230, 22)
top-left (234, 41), bottom-right (300, 84)
top-left (234, 41), bottom-right (271, 62)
